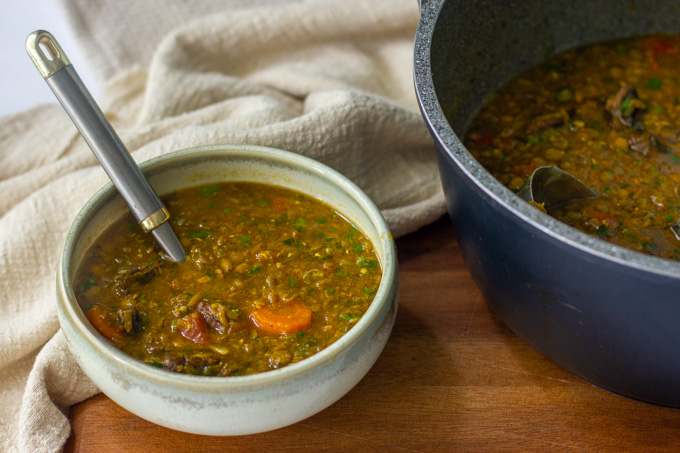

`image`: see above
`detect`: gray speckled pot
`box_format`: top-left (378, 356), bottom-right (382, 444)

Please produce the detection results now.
top-left (415, 0), bottom-right (680, 406)
top-left (57, 145), bottom-right (398, 434)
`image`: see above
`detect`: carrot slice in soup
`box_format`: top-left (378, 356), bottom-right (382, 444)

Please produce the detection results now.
top-left (251, 300), bottom-right (312, 334)
top-left (87, 304), bottom-right (126, 342)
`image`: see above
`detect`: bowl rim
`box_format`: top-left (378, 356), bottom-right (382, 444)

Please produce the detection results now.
top-left (413, 0), bottom-right (680, 279)
top-left (58, 143), bottom-right (398, 391)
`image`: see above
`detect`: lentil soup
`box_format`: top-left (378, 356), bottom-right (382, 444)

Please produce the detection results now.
top-left (75, 182), bottom-right (382, 376)
top-left (465, 34), bottom-right (680, 260)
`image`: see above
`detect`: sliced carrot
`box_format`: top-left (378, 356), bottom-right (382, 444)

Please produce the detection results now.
top-left (176, 312), bottom-right (210, 346)
top-left (87, 304), bottom-right (126, 342)
top-left (251, 300), bottom-right (312, 334)
top-left (647, 54), bottom-right (659, 74)
top-left (512, 163), bottom-right (537, 179)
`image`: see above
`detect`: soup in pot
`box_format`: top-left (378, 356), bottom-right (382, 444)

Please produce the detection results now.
top-left (465, 34), bottom-right (680, 260)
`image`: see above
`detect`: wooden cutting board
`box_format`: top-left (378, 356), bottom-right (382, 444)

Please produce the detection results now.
top-left (64, 216), bottom-right (680, 452)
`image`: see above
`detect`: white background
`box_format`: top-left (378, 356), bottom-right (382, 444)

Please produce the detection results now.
top-left (0, 0), bottom-right (98, 117)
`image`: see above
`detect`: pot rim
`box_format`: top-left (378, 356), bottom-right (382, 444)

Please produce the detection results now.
top-left (414, 0), bottom-right (680, 279)
top-left (57, 143), bottom-right (398, 392)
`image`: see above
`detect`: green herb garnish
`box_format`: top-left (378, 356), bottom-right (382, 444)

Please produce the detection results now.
top-left (339, 313), bottom-right (360, 322)
top-left (647, 77), bottom-right (662, 90)
top-left (357, 257), bottom-right (378, 268)
top-left (198, 184), bottom-right (221, 196)
top-left (363, 286), bottom-right (377, 295)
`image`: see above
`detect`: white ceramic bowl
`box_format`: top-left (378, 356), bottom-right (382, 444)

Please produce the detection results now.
top-left (56, 144), bottom-right (398, 435)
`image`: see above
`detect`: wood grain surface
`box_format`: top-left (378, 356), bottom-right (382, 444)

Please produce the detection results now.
top-left (64, 216), bottom-right (680, 452)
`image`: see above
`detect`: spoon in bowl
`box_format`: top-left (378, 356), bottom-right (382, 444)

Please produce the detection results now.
top-left (26, 30), bottom-right (186, 262)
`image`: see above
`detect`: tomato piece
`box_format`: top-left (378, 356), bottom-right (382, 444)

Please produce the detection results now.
top-left (586, 209), bottom-right (618, 229)
top-left (176, 312), bottom-right (210, 346)
top-left (512, 163), bottom-right (537, 179)
top-left (471, 133), bottom-right (495, 147)
top-left (271, 197), bottom-right (288, 212)
top-left (251, 300), bottom-right (312, 334)
top-left (87, 304), bottom-right (126, 342)
top-left (643, 37), bottom-right (677, 55)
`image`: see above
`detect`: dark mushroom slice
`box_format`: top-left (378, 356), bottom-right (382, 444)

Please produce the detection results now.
top-left (161, 353), bottom-right (222, 375)
top-left (196, 300), bottom-right (242, 335)
top-left (650, 129), bottom-right (680, 154)
top-left (627, 130), bottom-right (680, 156)
top-left (605, 85), bottom-right (646, 130)
top-left (162, 353), bottom-right (186, 372)
top-left (525, 109), bottom-right (570, 134)
top-left (628, 133), bottom-right (652, 156)
top-left (116, 307), bottom-right (142, 334)
top-left (114, 261), bottom-right (163, 294)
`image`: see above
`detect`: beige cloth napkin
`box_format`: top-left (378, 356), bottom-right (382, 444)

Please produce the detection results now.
top-left (1, 0), bottom-right (445, 451)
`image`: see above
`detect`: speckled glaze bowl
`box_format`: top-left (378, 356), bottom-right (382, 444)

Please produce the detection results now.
top-left (415, 0), bottom-right (680, 407)
top-left (56, 144), bottom-right (398, 435)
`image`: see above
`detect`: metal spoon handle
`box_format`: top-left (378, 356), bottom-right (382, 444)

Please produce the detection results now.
top-left (26, 30), bottom-right (185, 262)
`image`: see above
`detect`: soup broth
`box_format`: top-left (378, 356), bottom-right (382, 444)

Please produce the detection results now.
top-left (75, 182), bottom-right (382, 376)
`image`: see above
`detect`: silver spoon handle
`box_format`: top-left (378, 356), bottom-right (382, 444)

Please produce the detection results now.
top-left (26, 30), bottom-right (185, 262)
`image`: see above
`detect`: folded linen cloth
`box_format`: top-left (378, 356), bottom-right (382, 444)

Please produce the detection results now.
top-left (0, 0), bottom-right (446, 451)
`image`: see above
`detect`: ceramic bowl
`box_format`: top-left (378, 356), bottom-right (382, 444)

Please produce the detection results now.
top-left (56, 144), bottom-right (398, 435)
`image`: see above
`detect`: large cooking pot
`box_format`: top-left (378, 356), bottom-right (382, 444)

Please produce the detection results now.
top-left (414, 0), bottom-right (680, 407)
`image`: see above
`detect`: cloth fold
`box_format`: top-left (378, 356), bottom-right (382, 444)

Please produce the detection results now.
top-left (1, 1), bottom-right (445, 451)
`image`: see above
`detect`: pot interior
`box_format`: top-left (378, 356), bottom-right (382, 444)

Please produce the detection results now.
top-left (432, 0), bottom-right (680, 135)
top-left (420, 0), bottom-right (680, 276)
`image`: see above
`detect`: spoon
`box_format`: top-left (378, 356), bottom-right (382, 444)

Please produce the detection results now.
top-left (517, 166), bottom-right (598, 208)
top-left (670, 220), bottom-right (680, 241)
top-left (519, 166), bottom-right (680, 243)
top-left (26, 30), bottom-right (186, 262)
